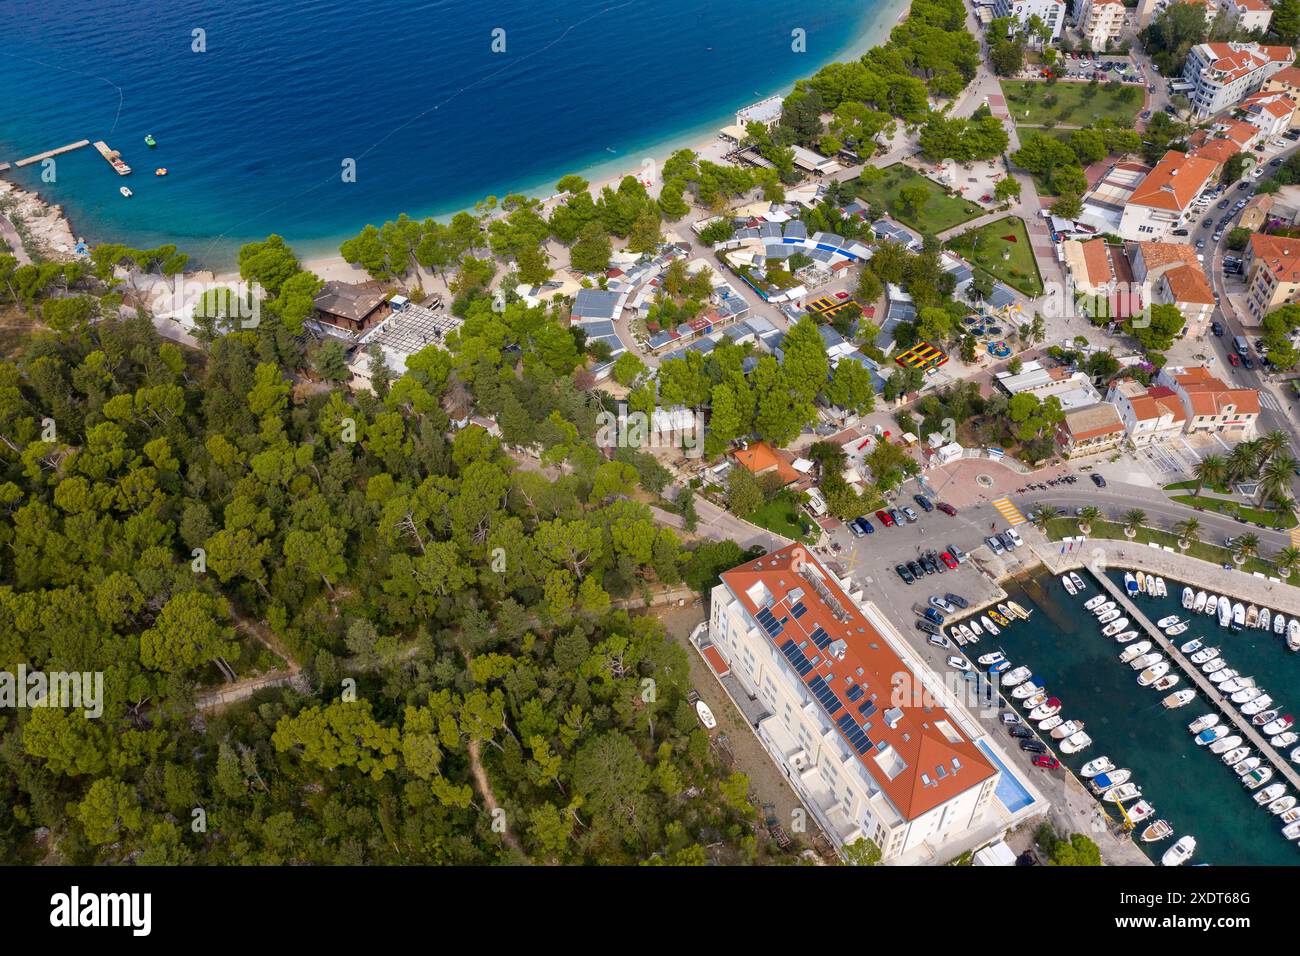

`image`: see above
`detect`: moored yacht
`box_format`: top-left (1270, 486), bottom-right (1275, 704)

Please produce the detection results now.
top-left (1142, 819), bottom-right (1174, 842)
top-left (1089, 768), bottom-right (1131, 793)
top-left (1080, 756), bottom-right (1114, 778)
top-left (977, 651), bottom-right (1005, 666)
top-left (1138, 662), bottom-right (1170, 686)
top-left (1269, 795), bottom-right (1297, 815)
top-left (1276, 613), bottom-right (1287, 636)
top-left (1061, 730), bottom-right (1092, 754)
top-left (1085, 594), bottom-right (1108, 612)
top-left (1126, 800), bottom-right (1155, 823)
top-left (1103, 782), bottom-right (1142, 803)
top-left (1180, 638), bottom-right (1203, 655)
top-left (1209, 668), bottom-right (1238, 685)
top-left (1152, 674), bottom-right (1179, 692)
top-left (1242, 766), bottom-right (1274, 790)
top-left (1209, 734), bottom-right (1243, 754)
top-left (1156, 615), bottom-right (1181, 629)
top-left (1243, 695), bottom-right (1275, 717)
top-left (1189, 713), bottom-right (1219, 734)
top-left (1289, 620), bottom-right (1300, 651)
top-left (1182, 587), bottom-right (1194, 609)
top-left (1062, 575), bottom-right (1078, 596)
top-left (1272, 731), bottom-right (1299, 749)
top-left (1259, 608), bottom-right (1271, 632)
top-left (1114, 630), bottom-right (1140, 644)
top-left (1218, 600), bottom-right (1231, 629)
top-left (1051, 719), bottom-right (1085, 740)
top-left (1246, 605), bottom-right (1260, 629)
top-left (1190, 646), bottom-right (1219, 664)
top-left (1195, 725), bottom-right (1227, 745)
top-left (1253, 783), bottom-right (1286, 807)
top-left (1002, 666), bottom-right (1031, 686)
top-left (1119, 641), bottom-right (1152, 664)
top-left (1163, 689), bottom-right (1195, 709)
top-left (1193, 590), bottom-right (1207, 613)
top-left (1069, 571), bottom-right (1086, 592)
top-left (982, 615), bottom-right (1001, 635)
top-left (1233, 601), bottom-right (1248, 630)
top-left (1124, 572), bottom-right (1139, 595)
top-left (1102, 618), bottom-right (1130, 637)
top-left (1161, 835), bottom-right (1195, 866)
top-left (1155, 577), bottom-right (1167, 598)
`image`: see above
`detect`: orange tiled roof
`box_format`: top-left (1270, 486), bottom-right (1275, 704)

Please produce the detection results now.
top-left (1064, 403), bottom-right (1124, 441)
top-left (1163, 266), bottom-right (1216, 306)
top-left (1129, 151), bottom-right (1218, 211)
top-left (1171, 367), bottom-right (1261, 416)
top-left (721, 545), bottom-right (997, 821)
top-left (1080, 237), bottom-right (1114, 286)
top-left (733, 441), bottom-right (801, 485)
top-left (1135, 243), bottom-right (1214, 306)
top-left (1126, 386), bottom-right (1188, 424)
top-left (1250, 233), bottom-right (1300, 283)
top-left (1233, 0), bottom-right (1272, 11)
top-left (1189, 137), bottom-right (1240, 166)
top-left (1266, 65), bottom-right (1300, 89)
top-left (1217, 119), bottom-right (1261, 149)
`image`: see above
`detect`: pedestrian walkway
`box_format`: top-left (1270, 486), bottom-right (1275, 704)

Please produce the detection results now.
top-left (992, 496), bottom-right (1027, 526)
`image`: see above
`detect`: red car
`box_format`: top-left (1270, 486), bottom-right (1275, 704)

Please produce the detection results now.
top-left (835, 291), bottom-right (850, 299)
top-left (1228, 353), bottom-right (1242, 367)
top-left (875, 509), bottom-right (895, 527)
top-left (940, 551), bottom-right (958, 570)
top-left (936, 502), bottom-right (957, 516)
top-left (1032, 755), bottom-right (1060, 770)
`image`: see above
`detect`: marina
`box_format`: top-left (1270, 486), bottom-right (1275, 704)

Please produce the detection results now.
top-left (990, 568), bottom-right (1300, 865)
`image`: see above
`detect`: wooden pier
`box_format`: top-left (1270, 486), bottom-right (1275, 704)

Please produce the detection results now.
top-left (11, 139), bottom-right (91, 170)
top-left (91, 141), bottom-right (131, 175)
top-left (1095, 572), bottom-right (1300, 795)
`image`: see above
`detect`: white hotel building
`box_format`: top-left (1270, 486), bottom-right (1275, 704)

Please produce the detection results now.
top-left (993, 0), bottom-right (1065, 42)
top-left (701, 545), bottom-right (1044, 863)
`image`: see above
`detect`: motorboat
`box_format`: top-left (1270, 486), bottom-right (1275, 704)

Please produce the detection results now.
top-left (1270, 795), bottom-right (1297, 815)
top-left (1232, 686), bottom-right (1263, 705)
top-left (1114, 630), bottom-right (1140, 644)
top-left (1263, 716), bottom-right (1295, 736)
top-left (1126, 800), bottom-right (1155, 824)
top-left (1202, 658), bottom-right (1227, 675)
top-left (1030, 699), bottom-right (1063, 721)
top-left (1246, 605), bottom-right (1260, 629)
top-left (1276, 613), bottom-right (1287, 636)
top-left (1002, 666), bottom-right (1031, 687)
top-left (119, 186), bottom-right (132, 198)
top-left (1165, 622), bottom-right (1188, 637)
top-left (1218, 600), bottom-right (1231, 629)
top-left (1273, 732), bottom-right (1299, 749)
top-left (696, 700), bottom-right (716, 729)
top-left (957, 624), bottom-right (976, 645)
top-left (1189, 713), bottom-right (1219, 734)
top-left (1089, 769), bottom-right (1132, 793)
top-left (1209, 735), bottom-right (1244, 755)
top-left (1180, 638), bottom-right (1203, 655)
top-left (1231, 602), bottom-right (1246, 631)
top-left (1182, 587), bottom-right (1195, 609)
top-left (1091, 601), bottom-right (1117, 618)
top-left (1142, 819), bottom-right (1174, 843)
top-left (982, 615), bottom-right (1001, 635)
top-left (1155, 577), bottom-right (1167, 598)
top-left (1282, 807), bottom-right (1300, 824)
top-left (1138, 662), bottom-right (1171, 686)
top-left (1147, 576), bottom-right (1159, 597)
top-left (1205, 595), bottom-right (1219, 617)
top-left (144, 133), bottom-right (156, 147)
top-left (1061, 731), bottom-right (1092, 754)
top-left (1102, 619), bottom-right (1130, 637)
top-left (1209, 668), bottom-right (1238, 685)
top-left (1290, 620), bottom-right (1300, 651)
top-left (1097, 609), bottom-right (1121, 625)
top-left (1243, 695), bottom-right (1275, 717)
top-left (1069, 572), bottom-right (1086, 592)
top-left (1219, 675), bottom-right (1253, 694)
top-left (1195, 725), bottom-right (1228, 745)
top-left (1103, 782), bottom-right (1142, 803)
top-left (1152, 674), bottom-right (1179, 692)
top-left (1292, 744), bottom-right (1300, 764)
top-left (1120, 641), bottom-right (1153, 664)
top-left (988, 660), bottom-right (1011, 674)
top-left (1190, 646), bottom-right (1219, 664)
top-left (1161, 835), bottom-right (1196, 867)
top-left (1229, 753), bottom-right (1258, 773)
top-left (1252, 708), bottom-right (1280, 727)
top-left (1080, 756), bottom-right (1115, 778)
top-left (989, 610), bottom-right (1010, 627)
top-left (1012, 679), bottom-right (1044, 700)
top-left (1085, 594), bottom-right (1108, 612)
top-left (969, 618), bottom-right (984, 636)
top-left (1038, 714), bottom-right (1063, 732)
top-left (1129, 652), bottom-right (1164, 671)
top-left (1156, 615), bottom-right (1181, 629)
top-left (1023, 691), bottom-right (1048, 709)
top-left (977, 651), bottom-right (1005, 666)
top-left (1051, 719), bottom-right (1085, 740)
top-left (1124, 572), bottom-right (1139, 595)
top-left (1259, 608), bottom-right (1271, 632)
top-left (1163, 689), bottom-right (1195, 709)
top-left (996, 603), bottom-right (1015, 621)
top-left (1284, 820), bottom-right (1300, 841)
top-left (1193, 590), bottom-right (1207, 613)
top-left (1062, 575), bottom-right (1077, 596)
top-left (1134, 571), bottom-right (1146, 594)
top-left (1242, 766), bottom-right (1274, 790)
top-left (1006, 601), bottom-right (1031, 620)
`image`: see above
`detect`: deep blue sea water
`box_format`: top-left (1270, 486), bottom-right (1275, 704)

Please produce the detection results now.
top-left (0, 0), bottom-right (896, 269)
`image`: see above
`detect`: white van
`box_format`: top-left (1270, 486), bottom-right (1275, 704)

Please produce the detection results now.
top-left (805, 487), bottom-right (828, 517)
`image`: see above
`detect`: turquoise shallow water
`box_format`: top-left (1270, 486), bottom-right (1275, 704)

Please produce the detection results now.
top-left (989, 569), bottom-right (1300, 866)
top-left (0, 0), bottom-right (891, 269)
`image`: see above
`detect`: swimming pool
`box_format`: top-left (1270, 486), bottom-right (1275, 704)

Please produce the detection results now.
top-left (977, 740), bottom-right (1036, 813)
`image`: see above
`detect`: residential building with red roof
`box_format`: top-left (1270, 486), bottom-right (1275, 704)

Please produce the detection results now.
top-left (1224, 0), bottom-right (1274, 34)
top-left (1157, 365), bottom-right (1260, 438)
top-left (1078, 0), bottom-right (1126, 51)
top-left (1058, 402), bottom-right (1125, 458)
top-left (1105, 379), bottom-right (1189, 446)
top-left (1187, 133), bottom-right (1243, 176)
top-left (1244, 233), bottom-right (1300, 322)
top-left (1240, 90), bottom-right (1296, 141)
top-left (1181, 41), bottom-right (1294, 118)
top-left (1117, 150), bottom-right (1218, 241)
top-left (1261, 65), bottom-right (1300, 127)
top-left (704, 545), bottom-right (1042, 860)
top-left (1127, 241), bottom-right (1217, 336)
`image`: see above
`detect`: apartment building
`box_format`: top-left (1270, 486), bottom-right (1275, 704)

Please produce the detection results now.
top-left (1117, 150), bottom-right (1218, 241)
top-left (1126, 241), bottom-right (1216, 337)
top-left (1181, 42), bottom-right (1295, 118)
top-left (994, 0), bottom-right (1065, 40)
top-left (1058, 402), bottom-right (1126, 458)
top-left (1224, 0), bottom-right (1274, 34)
top-left (1240, 90), bottom-right (1297, 141)
top-left (1157, 365), bottom-right (1260, 437)
top-left (1105, 379), bottom-right (1188, 446)
top-left (704, 545), bottom-right (1043, 862)
top-left (1076, 0), bottom-right (1126, 50)
top-left (1244, 233), bottom-right (1300, 322)
top-left (1261, 65), bottom-right (1300, 127)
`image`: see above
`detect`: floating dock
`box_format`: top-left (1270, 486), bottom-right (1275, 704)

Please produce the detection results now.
top-left (0, 139), bottom-right (91, 173)
top-left (92, 140), bottom-right (131, 175)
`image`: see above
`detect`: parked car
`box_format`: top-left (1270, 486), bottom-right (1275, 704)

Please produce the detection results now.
top-left (936, 502), bottom-right (957, 516)
top-left (895, 563), bottom-right (914, 584)
top-left (1033, 755), bottom-right (1061, 770)
top-left (1009, 726), bottom-right (1033, 739)
top-left (847, 520), bottom-right (865, 538)
top-left (1006, 528), bottom-right (1025, 548)
top-left (927, 633), bottom-right (949, 647)
top-left (1210, 321), bottom-right (1224, 336)
top-left (852, 516), bottom-right (874, 535)
top-left (998, 532), bottom-right (1016, 551)
top-left (930, 595), bottom-right (955, 614)
top-left (1217, 199), bottom-right (1230, 209)
top-left (906, 560), bottom-right (924, 579)
top-left (900, 505), bottom-right (919, 522)
top-left (947, 543), bottom-right (967, 563)
top-left (916, 619), bottom-right (940, 635)
top-left (876, 509), bottom-right (895, 527)
top-left (917, 554), bottom-right (936, 575)
top-left (889, 508), bottom-right (906, 526)
top-left (1243, 355), bottom-right (1255, 370)
top-left (1228, 352), bottom-right (1242, 367)
top-left (1020, 739), bottom-right (1048, 754)
top-left (985, 535), bottom-right (1005, 555)
top-left (923, 607), bottom-right (945, 625)
top-left (913, 494), bottom-right (934, 512)
top-left (926, 549), bottom-right (947, 574)
top-left (1091, 473), bottom-right (1107, 488)
top-left (944, 592), bottom-right (969, 609)
top-left (946, 655), bottom-right (970, 671)
top-left (940, 551), bottom-right (958, 570)
top-left (1001, 711), bottom-right (1022, 725)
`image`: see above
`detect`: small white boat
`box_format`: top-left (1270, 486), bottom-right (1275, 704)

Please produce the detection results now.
top-left (969, 618), bottom-right (984, 636)
top-left (1084, 594), bottom-right (1108, 612)
top-left (1089, 768), bottom-right (1132, 793)
top-left (1161, 835), bottom-right (1195, 866)
top-left (1254, 782), bottom-right (1285, 805)
top-left (1209, 734), bottom-right (1243, 754)
top-left (119, 186), bottom-right (133, 198)
top-left (1209, 668), bottom-right (1237, 685)
top-left (1091, 601), bottom-right (1117, 618)
top-left (1038, 714), bottom-right (1064, 732)
top-left (1195, 725), bottom-right (1227, 745)
top-left (1275, 613), bottom-right (1287, 636)
top-left (1243, 695), bottom-right (1275, 717)
top-left (982, 615), bottom-right (1001, 636)
top-left (1231, 602), bottom-right (1246, 631)
top-left (1126, 800), bottom-right (1155, 824)
top-left (1113, 630), bottom-right (1140, 644)
top-left (695, 700), bottom-right (716, 729)
top-left (1102, 619), bottom-right (1130, 637)
top-left (1030, 700), bottom-right (1062, 721)
top-left (1204, 594), bottom-right (1219, 617)
top-left (1002, 666), bottom-right (1031, 686)
top-left (1103, 782), bottom-right (1142, 803)
top-left (1081, 756), bottom-right (1115, 778)
top-left (1262, 716), bottom-right (1294, 736)
top-left (1165, 622), bottom-right (1188, 637)
top-left (1282, 807), bottom-right (1300, 824)
top-left (958, 624), bottom-right (976, 645)
top-left (1022, 691), bottom-right (1048, 709)
top-left (1163, 689), bottom-right (1195, 709)
top-left (1259, 608), bottom-right (1271, 632)
top-left (1124, 572), bottom-right (1139, 595)
top-left (1135, 571), bottom-right (1147, 594)
top-left (1180, 638), bottom-right (1203, 654)
top-left (1219, 675), bottom-right (1252, 694)
top-left (1269, 795), bottom-right (1297, 815)
top-left (1189, 713), bottom-right (1220, 734)
top-left (1097, 609), bottom-right (1121, 625)
top-left (1062, 575), bottom-right (1078, 596)
top-left (1193, 590), bottom-right (1207, 613)
top-left (1242, 766), bottom-right (1274, 790)
top-left (1252, 708), bottom-right (1279, 727)
top-left (1012, 679), bottom-right (1044, 700)
top-left (1120, 640), bottom-right (1153, 663)
top-left (977, 651), bottom-right (1005, 666)
top-left (1202, 658), bottom-right (1227, 675)
top-left (1061, 731), bottom-right (1092, 754)
top-left (1138, 662), bottom-right (1170, 686)
top-left (1232, 686), bottom-right (1262, 705)
top-left (1130, 652), bottom-right (1163, 671)
top-left (1147, 576), bottom-right (1159, 597)
top-left (1246, 605), bottom-right (1259, 629)
top-left (1155, 577), bottom-right (1167, 598)
top-left (1152, 674), bottom-right (1179, 692)
top-left (1289, 620), bottom-right (1300, 651)
top-left (1182, 587), bottom-right (1195, 609)
top-left (1069, 572), bottom-right (1086, 592)
top-left (1228, 753), bottom-right (1257, 773)
top-left (1190, 646), bottom-right (1219, 665)
top-left (1284, 820), bottom-right (1300, 840)
top-left (1006, 601), bottom-right (1031, 620)
top-left (1218, 600), bottom-right (1231, 629)
top-left (1142, 819), bottom-right (1174, 842)
top-left (1157, 615), bottom-right (1181, 629)
top-left (1273, 731), bottom-right (1299, 748)
top-left (1051, 719), bottom-right (1085, 740)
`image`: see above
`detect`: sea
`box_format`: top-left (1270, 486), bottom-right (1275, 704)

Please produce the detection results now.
top-left (991, 568), bottom-right (1300, 865)
top-left (0, 0), bottom-right (900, 270)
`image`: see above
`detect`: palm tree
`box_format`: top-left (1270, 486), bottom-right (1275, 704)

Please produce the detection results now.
top-left (1226, 441), bottom-right (1260, 484)
top-left (1191, 454), bottom-right (1226, 497)
top-left (1256, 429), bottom-right (1290, 463)
top-left (1078, 505), bottom-right (1101, 535)
top-left (1123, 508), bottom-right (1146, 539)
top-left (1277, 546), bottom-right (1300, 578)
top-left (1033, 504), bottom-right (1061, 530)
top-left (1258, 453), bottom-right (1298, 510)
top-left (1234, 532), bottom-right (1260, 566)
top-left (1173, 517), bottom-right (1200, 550)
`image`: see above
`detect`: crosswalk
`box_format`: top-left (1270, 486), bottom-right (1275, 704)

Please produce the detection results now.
top-left (1260, 391), bottom-right (1283, 413)
top-left (991, 496), bottom-right (1027, 526)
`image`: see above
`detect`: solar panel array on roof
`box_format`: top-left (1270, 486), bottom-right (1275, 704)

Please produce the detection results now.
top-left (756, 606), bottom-right (784, 638)
top-left (807, 675), bottom-right (843, 717)
top-left (809, 625), bottom-right (831, 650)
top-left (780, 639), bottom-right (813, 677)
top-left (790, 601), bottom-right (808, 620)
top-left (836, 713), bottom-right (874, 755)
top-left (858, 699), bottom-right (877, 718)
top-left (845, 684), bottom-right (865, 703)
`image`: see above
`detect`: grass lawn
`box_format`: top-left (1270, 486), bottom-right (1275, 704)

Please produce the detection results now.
top-left (946, 216), bottom-right (1043, 296)
top-left (746, 491), bottom-right (817, 541)
top-left (1163, 479), bottom-right (1231, 495)
top-left (855, 164), bottom-right (983, 235)
top-left (1168, 494), bottom-right (1297, 530)
top-left (1001, 79), bottom-right (1144, 128)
